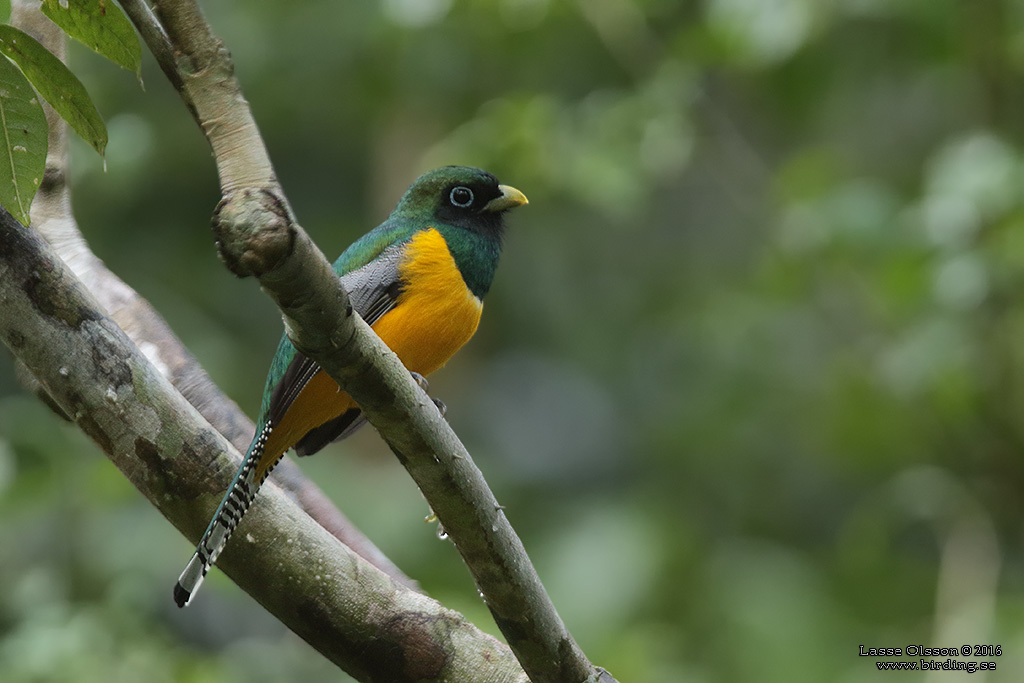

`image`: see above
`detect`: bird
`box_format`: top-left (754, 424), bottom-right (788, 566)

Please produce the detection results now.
top-left (173, 166), bottom-right (527, 607)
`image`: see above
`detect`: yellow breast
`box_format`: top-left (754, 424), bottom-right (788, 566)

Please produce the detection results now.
top-left (372, 227), bottom-right (484, 376)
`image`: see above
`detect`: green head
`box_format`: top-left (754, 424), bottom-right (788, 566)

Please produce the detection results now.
top-left (392, 166), bottom-right (528, 245)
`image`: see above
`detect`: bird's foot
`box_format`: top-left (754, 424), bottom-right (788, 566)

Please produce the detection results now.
top-left (410, 371), bottom-right (429, 392)
top-left (411, 372), bottom-right (446, 417)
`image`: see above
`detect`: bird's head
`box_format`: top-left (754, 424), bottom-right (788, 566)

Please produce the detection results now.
top-left (393, 166), bottom-right (528, 241)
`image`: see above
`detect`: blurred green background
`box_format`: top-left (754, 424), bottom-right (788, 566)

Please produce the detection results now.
top-left (4, 0), bottom-right (1024, 681)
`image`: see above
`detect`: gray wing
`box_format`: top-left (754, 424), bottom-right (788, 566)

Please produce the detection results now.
top-left (338, 243), bottom-right (405, 326)
top-left (275, 244), bottom-right (407, 456)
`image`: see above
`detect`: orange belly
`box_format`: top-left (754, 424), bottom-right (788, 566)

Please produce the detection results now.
top-left (371, 228), bottom-right (484, 376)
top-left (258, 228), bottom-right (483, 473)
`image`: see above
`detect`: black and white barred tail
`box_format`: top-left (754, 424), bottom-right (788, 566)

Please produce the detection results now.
top-left (174, 423), bottom-right (274, 608)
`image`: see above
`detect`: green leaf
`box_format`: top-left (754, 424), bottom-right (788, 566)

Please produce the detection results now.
top-left (0, 25), bottom-right (107, 156)
top-left (0, 0), bottom-right (10, 25)
top-left (0, 55), bottom-right (47, 226)
top-left (41, 0), bottom-right (142, 77)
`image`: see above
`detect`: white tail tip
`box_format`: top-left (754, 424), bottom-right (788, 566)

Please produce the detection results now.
top-left (174, 552), bottom-right (207, 608)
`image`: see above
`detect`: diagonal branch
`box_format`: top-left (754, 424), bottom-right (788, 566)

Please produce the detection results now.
top-left (115, 0), bottom-right (617, 681)
top-left (8, 0), bottom-right (415, 591)
top-left (0, 209), bottom-right (527, 681)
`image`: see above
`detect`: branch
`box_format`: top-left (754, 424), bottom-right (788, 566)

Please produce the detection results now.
top-left (120, 0), bottom-right (280, 195)
top-left (117, 1), bottom-right (615, 681)
top-left (9, 0), bottom-right (415, 591)
top-left (0, 210), bottom-right (527, 681)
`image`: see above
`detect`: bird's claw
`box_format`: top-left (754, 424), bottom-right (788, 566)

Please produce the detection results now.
top-left (410, 371), bottom-right (429, 392)
top-left (410, 372), bottom-right (446, 416)
top-left (432, 397), bottom-right (447, 417)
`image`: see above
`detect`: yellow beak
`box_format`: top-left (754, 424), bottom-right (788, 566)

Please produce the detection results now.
top-left (483, 184), bottom-right (529, 213)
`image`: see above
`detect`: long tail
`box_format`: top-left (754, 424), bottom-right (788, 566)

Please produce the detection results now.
top-left (173, 423), bottom-right (275, 608)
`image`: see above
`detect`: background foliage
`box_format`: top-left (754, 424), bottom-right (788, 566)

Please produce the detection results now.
top-left (3, 1), bottom-right (1024, 681)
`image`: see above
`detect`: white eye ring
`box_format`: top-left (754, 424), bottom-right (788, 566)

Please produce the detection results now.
top-left (450, 186), bottom-right (474, 207)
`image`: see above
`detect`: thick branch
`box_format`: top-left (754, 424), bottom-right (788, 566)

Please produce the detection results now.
top-left (0, 210), bottom-right (527, 682)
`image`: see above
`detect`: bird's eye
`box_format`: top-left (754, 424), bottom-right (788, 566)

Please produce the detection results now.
top-left (449, 186), bottom-right (474, 208)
